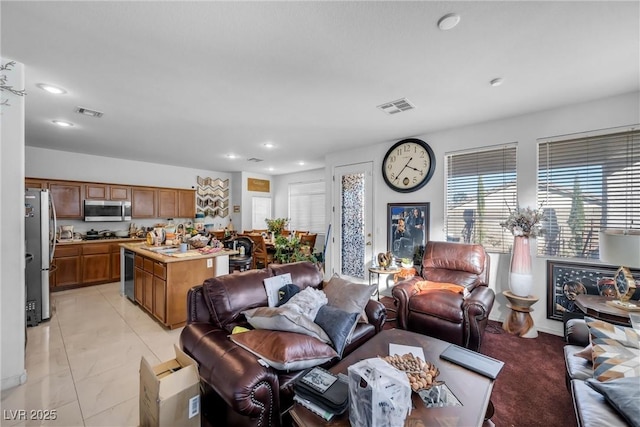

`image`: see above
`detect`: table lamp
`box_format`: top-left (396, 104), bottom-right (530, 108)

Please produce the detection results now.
top-left (599, 229), bottom-right (640, 310)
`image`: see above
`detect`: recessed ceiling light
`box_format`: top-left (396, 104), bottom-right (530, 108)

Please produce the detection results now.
top-left (437, 13), bottom-right (460, 31)
top-left (268, 167), bottom-right (274, 172)
top-left (226, 154), bottom-right (237, 159)
top-left (37, 84), bottom-right (66, 95)
top-left (263, 143), bottom-right (274, 148)
top-left (490, 78), bottom-right (504, 87)
top-left (298, 161), bottom-right (305, 166)
top-left (52, 120), bottom-right (73, 127)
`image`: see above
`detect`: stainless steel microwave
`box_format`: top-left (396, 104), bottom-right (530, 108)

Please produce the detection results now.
top-left (84, 200), bottom-right (132, 222)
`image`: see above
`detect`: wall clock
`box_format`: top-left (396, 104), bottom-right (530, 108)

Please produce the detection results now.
top-left (382, 138), bottom-right (435, 193)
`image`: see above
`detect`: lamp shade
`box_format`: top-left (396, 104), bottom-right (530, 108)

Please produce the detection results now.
top-left (599, 229), bottom-right (640, 268)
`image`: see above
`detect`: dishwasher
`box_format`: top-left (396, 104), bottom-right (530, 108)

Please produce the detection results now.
top-left (124, 249), bottom-right (135, 301)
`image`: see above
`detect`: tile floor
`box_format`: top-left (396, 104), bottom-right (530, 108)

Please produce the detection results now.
top-left (1, 282), bottom-right (182, 426)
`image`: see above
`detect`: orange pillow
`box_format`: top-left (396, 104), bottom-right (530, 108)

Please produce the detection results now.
top-left (414, 280), bottom-right (466, 294)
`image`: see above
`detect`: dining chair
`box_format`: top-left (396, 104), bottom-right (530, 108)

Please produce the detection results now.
top-left (246, 234), bottom-right (271, 269)
top-left (299, 233), bottom-right (317, 250)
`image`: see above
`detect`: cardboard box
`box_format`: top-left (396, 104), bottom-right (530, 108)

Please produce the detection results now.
top-left (140, 345), bottom-right (200, 427)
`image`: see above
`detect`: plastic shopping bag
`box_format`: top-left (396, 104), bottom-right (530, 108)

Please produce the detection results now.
top-left (347, 358), bottom-right (411, 427)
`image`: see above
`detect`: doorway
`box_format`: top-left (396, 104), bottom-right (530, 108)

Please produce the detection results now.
top-left (332, 162), bottom-right (373, 282)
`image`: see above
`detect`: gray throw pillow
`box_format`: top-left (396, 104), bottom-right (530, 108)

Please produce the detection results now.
top-left (586, 377), bottom-right (640, 427)
top-left (314, 305), bottom-right (359, 357)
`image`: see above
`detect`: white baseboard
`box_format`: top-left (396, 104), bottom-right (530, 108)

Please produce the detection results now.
top-left (1, 370), bottom-right (27, 391)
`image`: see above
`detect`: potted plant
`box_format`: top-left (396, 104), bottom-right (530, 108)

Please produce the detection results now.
top-left (273, 234), bottom-right (317, 264)
top-left (265, 218), bottom-right (289, 236)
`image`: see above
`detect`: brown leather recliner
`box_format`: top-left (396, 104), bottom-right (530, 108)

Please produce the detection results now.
top-left (392, 241), bottom-right (495, 352)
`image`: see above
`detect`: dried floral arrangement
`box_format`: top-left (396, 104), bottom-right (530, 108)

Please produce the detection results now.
top-left (500, 205), bottom-right (544, 238)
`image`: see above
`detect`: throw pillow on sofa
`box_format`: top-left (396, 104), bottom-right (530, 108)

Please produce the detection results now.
top-left (323, 274), bottom-right (376, 323)
top-left (585, 317), bottom-right (640, 382)
top-left (230, 329), bottom-right (338, 371)
top-left (243, 306), bottom-right (331, 343)
top-left (586, 377), bottom-right (640, 427)
top-left (314, 305), bottom-right (359, 357)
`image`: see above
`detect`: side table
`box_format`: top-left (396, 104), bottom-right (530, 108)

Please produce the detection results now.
top-left (368, 267), bottom-right (399, 300)
top-left (502, 291), bottom-right (539, 338)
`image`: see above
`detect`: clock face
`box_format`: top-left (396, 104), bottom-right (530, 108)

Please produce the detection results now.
top-left (382, 139), bottom-right (435, 193)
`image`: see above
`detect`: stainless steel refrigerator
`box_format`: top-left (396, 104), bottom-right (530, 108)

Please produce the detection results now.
top-left (25, 189), bottom-right (57, 326)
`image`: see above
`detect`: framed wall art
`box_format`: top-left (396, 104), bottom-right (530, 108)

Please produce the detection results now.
top-left (546, 260), bottom-right (640, 321)
top-left (387, 203), bottom-right (430, 263)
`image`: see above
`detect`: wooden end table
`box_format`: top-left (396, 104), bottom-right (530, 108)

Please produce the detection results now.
top-left (574, 294), bottom-right (631, 326)
top-left (289, 329), bottom-right (495, 427)
top-left (502, 291), bottom-right (539, 338)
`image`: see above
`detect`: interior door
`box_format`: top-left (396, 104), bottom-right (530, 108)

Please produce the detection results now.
top-left (332, 162), bottom-right (373, 282)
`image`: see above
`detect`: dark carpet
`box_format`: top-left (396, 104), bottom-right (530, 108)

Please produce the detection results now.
top-left (380, 297), bottom-right (576, 427)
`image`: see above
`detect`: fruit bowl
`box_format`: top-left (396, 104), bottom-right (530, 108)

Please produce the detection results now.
top-left (189, 235), bottom-right (210, 248)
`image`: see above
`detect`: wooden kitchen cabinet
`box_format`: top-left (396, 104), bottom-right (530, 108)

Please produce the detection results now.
top-left (110, 244), bottom-right (121, 281)
top-left (153, 276), bottom-right (166, 322)
top-left (52, 245), bottom-right (81, 288)
top-left (25, 178), bottom-right (48, 189)
top-left (49, 181), bottom-right (83, 218)
top-left (142, 258), bottom-right (154, 311)
top-left (178, 189), bottom-right (196, 218)
top-left (157, 189), bottom-right (178, 218)
top-left (85, 183), bottom-right (108, 200)
top-left (131, 187), bottom-right (156, 218)
top-left (82, 243), bottom-right (111, 284)
top-left (85, 184), bottom-right (131, 201)
top-left (110, 185), bottom-right (130, 201)
top-left (134, 255), bottom-right (144, 304)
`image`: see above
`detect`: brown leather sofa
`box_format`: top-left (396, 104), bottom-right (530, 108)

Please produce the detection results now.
top-left (179, 261), bottom-right (387, 427)
top-left (392, 241), bottom-right (495, 352)
top-left (564, 318), bottom-right (627, 426)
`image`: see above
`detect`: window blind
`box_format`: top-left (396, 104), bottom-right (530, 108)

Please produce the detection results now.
top-left (288, 180), bottom-right (325, 234)
top-left (445, 144), bottom-right (517, 253)
top-left (537, 127), bottom-right (639, 259)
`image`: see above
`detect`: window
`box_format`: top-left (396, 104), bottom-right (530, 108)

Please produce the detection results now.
top-left (251, 197), bottom-right (271, 230)
top-left (288, 180), bottom-right (325, 234)
top-left (445, 144), bottom-right (517, 252)
top-left (537, 127), bottom-right (639, 259)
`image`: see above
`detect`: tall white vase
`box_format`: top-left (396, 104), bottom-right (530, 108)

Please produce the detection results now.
top-left (509, 236), bottom-right (533, 297)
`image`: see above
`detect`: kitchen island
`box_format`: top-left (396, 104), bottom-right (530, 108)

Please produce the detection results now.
top-left (120, 242), bottom-right (236, 329)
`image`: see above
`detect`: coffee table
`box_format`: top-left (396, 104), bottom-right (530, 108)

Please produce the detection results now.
top-left (289, 329), bottom-right (495, 427)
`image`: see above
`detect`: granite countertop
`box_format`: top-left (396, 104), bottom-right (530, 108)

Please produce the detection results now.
top-left (57, 237), bottom-right (145, 245)
top-left (120, 241), bottom-right (237, 263)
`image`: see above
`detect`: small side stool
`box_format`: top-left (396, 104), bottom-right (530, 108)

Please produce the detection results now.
top-left (502, 291), bottom-right (539, 338)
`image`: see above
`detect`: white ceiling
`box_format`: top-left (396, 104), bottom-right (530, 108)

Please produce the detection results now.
top-left (2, 1), bottom-right (638, 175)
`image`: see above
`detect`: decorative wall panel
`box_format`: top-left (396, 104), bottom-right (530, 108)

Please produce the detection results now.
top-left (341, 172), bottom-right (365, 279)
top-left (196, 176), bottom-right (229, 218)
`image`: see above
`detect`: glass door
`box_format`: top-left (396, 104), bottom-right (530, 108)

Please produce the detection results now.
top-left (332, 162), bottom-right (373, 282)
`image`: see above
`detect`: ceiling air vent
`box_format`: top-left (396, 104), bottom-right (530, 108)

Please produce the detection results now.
top-left (247, 158), bottom-right (264, 163)
top-left (377, 98), bottom-right (415, 115)
top-left (75, 107), bottom-right (104, 118)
